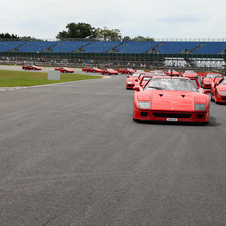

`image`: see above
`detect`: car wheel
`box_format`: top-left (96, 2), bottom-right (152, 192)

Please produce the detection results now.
top-left (24, 68), bottom-right (26, 70)
top-left (107, 72), bottom-right (109, 75)
top-left (93, 70), bottom-right (96, 73)
top-left (33, 68), bottom-right (35, 70)
top-left (101, 72), bottom-right (104, 75)
top-left (86, 70), bottom-right (88, 72)
top-left (121, 71), bottom-right (123, 74)
top-left (128, 71), bottom-right (130, 75)
top-left (64, 70), bottom-right (66, 73)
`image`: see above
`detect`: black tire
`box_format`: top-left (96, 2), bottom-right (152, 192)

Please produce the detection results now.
top-left (101, 72), bottom-right (104, 75)
top-left (120, 71), bottom-right (123, 74)
top-left (107, 72), bottom-right (109, 75)
top-left (93, 70), bottom-right (96, 73)
top-left (86, 70), bottom-right (88, 73)
top-left (64, 70), bottom-right (66, 73)
top-left (128, 71), bottom-right (130, 75)
top-left (24, 68), bottom-right (27, 70)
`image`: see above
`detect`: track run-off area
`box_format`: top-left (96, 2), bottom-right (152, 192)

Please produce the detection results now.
top-left (1, 66), bottom-right (226, 225)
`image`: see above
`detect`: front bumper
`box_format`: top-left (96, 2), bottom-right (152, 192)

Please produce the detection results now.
top-left (133, 107), bottom-right (210, 122)
top-left (216, 94), bottom-right (226, 103)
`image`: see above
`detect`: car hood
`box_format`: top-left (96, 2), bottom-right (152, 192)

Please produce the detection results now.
top-left (203, 78), bottom-right (213, 82)
top-left (136, 90), bottom-right (208, 111)
top-left (217, 85), bottom-right (226, 92)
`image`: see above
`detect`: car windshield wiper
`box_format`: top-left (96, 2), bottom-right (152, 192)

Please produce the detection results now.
top-left (147, 86), bottom-right (166, 90)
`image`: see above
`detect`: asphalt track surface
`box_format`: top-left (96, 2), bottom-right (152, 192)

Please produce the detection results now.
top-left (1, 66), bottom-right (226, 225)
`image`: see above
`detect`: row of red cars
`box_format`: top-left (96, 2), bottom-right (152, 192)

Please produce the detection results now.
top-left (126, 69), bottom-right (226, 124)
top-left (82, 67), bottom-right (138, 75)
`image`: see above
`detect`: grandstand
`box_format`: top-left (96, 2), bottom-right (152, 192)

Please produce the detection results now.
top-left (192, 42), bottom-right (226, 54)
top-left (83, 41), bottom-right (122, 53)
top-left (116, 41), bottom-right (161, 53)
top-left (156, 41), bottom-right (203, 54)
top-left (0, 41), bottom-right (27, 52)
top-left (0, 39), bottom-right (226, 69)
top-left (51, 41), bottom-right (91, 52)
top-left (17, 41), bottom-right (59, 52)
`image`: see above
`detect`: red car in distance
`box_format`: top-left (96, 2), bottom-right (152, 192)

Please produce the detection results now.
top-left (82, 67), bottom-right (102, 73)
top-left (126, 70), bottom-right (144, 89)
top-left (182, 70), bottom-right (198, 79)
top-left (55, 67), bottom-right (74, 73)
top-left (119, 68), bottom-right (136, 75)
top-left (166, 69), bottom-right (180, 76)
top-left (100, 68), bottom-right (118, 75)
top-left (22, 65), bottom-right (41, 70)
top-left (210, 76), bottom-right (226, 103)
top-left (133, 76), bottom-right (210, 123)
top-left (201, 73), bottom-right (223, 89)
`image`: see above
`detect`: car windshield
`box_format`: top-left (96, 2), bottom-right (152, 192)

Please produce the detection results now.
top-left (132, 73), bottom-right (141, 77)
top-left (185, 71), bottom-right (195, 73)
top-left (107, 69), bottom-right (113, 71)
top-left (206, 74), bottom-right (220, 78)
top-left (220, 78), bottom-right (226, 85)
top-left (144, 78), bottom-right (198, 92)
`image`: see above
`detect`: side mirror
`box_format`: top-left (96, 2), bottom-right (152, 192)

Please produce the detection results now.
top-left (204, 90), bottom-right (211, 94)
top-left (133, 86), bottom-right (140, 91)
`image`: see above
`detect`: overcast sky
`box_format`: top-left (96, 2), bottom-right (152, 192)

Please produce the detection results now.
top-left (1, 0), bottom-right (225, 40)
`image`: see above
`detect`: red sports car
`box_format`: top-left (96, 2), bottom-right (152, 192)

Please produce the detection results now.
top-left (55, 67), bottom-right (74, 73)
top-left (126, 70), bottom-right (145, 89)
top-left (83, 67), bottom-right (102, 73)
top-left (201, 73), bottom-right (223, 89)
top-left (210, 76), bottom-right (226, 103)
top-left (133, 76), bottom-right (210, 123)
top-left (182, 70), bottom-right (198, 79)
top-left (119, 68), bottom-right (136, 75)
top-left (22, 65), bottom-right (41, 70)
top-left (100, 68), bottom-right (118, 75)
top-left (166, 69), bottom-right (180, 76)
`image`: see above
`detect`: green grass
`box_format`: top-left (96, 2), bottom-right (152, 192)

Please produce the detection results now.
top-left (0, 70), bottom-right (102, 87)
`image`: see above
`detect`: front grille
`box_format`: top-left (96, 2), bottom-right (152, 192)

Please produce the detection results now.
top-left (153, 113), bottom-right (192, 118)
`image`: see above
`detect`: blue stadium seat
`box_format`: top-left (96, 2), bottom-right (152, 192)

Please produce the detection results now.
top-left (192, 42), bottom-right (226, 54)
top-left (83, 41), bottom-right (122, 53)
top-left (157, 42), bottom-right (202, 54)
top-left (117, 41), bottom-right (161, 53)
top-left (0, 41), bottom-right (27, 52)
top-left (51, 41), bottom-right (91, 52)
top-left (17, 41), bottom-right (59, 52)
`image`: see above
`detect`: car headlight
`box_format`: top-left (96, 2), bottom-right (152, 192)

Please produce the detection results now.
top-left (195, 104), bottom-right (206, 111)
top-left (127, 81), bottom-right (132, 84)
top-left (220, 92), bottom-right (226, 95)
top-left (205, 82), bottom-right (209, 84)
top-left (138, 102), bottom-right (150, 109)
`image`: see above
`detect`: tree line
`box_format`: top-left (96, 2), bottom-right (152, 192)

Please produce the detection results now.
top-left (0, 22), bottom-right (154, 41)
